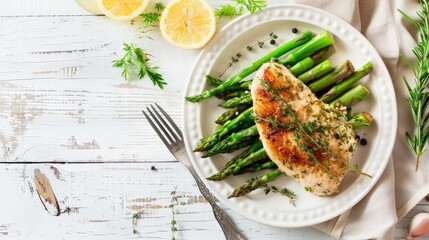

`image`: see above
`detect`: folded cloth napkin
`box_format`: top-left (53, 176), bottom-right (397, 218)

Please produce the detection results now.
top-left (289, 0), bottom-right (429, 239)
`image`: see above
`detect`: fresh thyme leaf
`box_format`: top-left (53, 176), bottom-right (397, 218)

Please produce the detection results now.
top-left (141, 12), bottom-right (161, 27)
top-left (215, 0), bottom-right (266, 18)
top-left (113, 43), bottom-right (167, 89)
top-left (399, 0), bottom-right (429, 171)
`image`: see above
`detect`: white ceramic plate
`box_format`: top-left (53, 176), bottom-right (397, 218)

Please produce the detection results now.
top-left (182, 4), bottom-right (397, 227)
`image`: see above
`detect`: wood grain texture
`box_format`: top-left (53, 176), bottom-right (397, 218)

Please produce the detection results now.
top-left (0, 163), bottom-right (336, 239)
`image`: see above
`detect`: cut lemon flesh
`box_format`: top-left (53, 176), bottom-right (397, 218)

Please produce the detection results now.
top-left (97, 0), bottom-right (149, 21)
top-left (160, 0), bottom-right (216, 49)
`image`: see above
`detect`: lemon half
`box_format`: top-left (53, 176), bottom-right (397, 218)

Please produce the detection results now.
top-left (160, 0), bottom-right (216, 49)
top-left (97, 0), bottom-right (150, 21)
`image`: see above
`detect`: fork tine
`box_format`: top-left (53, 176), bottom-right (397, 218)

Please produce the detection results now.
top-left (154, 103), bottom-right (183, 139)
top-left (150, 105), bottom-right (180, 141)
top-left (142, 109), bottom-right (172, 147)
top-left (146, 107), bottom-right (176, 144)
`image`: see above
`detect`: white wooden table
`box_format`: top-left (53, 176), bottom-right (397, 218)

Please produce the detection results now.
top-left (0, 0), bottom-right (425, 239)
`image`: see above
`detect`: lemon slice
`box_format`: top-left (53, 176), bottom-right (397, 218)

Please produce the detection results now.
top-left (97, 0), bottom-right (149, 21)
top-left (160, 0), bottom-right (216, 49)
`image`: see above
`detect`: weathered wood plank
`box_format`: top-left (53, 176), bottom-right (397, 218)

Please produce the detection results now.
top-left (0, 163), bottom-right (336, 239)
top-left (0, 15), bottom-right (197, 162)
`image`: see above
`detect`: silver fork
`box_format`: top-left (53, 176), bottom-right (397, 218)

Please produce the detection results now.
top-left (142, 103), bottom-right (246, 240)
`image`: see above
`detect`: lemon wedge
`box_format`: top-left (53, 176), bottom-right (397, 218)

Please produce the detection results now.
top-left (97, 0), bottom-right (149, 21)
top-left (160, 0), bottom-right (216, 49)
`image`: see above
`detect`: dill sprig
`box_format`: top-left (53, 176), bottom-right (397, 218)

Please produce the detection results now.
top-left (399, 0), bottom-right (429, 171)
top-left (113, 43), bottom-right (167, 89)
top-left (140, 2), bottom-right (165, 27)
top-left (169, 187), bottom-right (178, 240)
top-left (215, 0), bottom-right (267, 18)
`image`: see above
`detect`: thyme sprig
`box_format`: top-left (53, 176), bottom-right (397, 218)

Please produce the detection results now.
top-left (246, 177), bottom-right (296, 206)
top-left (215, 0), bottom-right (267, 18)
top-left (398, 0), bottom-right (429, 171)
top-left (169, 187), bottom-right (178, 240)
top-left (350, 163), bottom-right (372, 178)
top-left (264, 185), bottom-right (296, 206)
top-left (113, 43), bottom-right (167, 89)
top-left (219, 33), bottom-right (278, 78)
top-left (140, 2), bottom-right (165, 27)
top-left (131, 211), bottom-right (142, 235)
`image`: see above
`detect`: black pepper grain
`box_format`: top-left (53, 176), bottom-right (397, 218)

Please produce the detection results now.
top-left (355, 135), bottom-right (360, 141)
top-left (270, 39), bottom-right (276, 45)
top-left (292, 27), bottom-right (298, 33)
top-left (334, 133), bottom-right (340, 139)
top-left (360, 138), bottom-right (367, 145)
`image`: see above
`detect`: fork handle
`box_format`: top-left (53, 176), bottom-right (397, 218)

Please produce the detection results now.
top-left (193, 176), bottom-right (247, 240)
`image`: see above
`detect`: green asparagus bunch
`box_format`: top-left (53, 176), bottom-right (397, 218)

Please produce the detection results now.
top-left (185, 29), bottom-right (375, 200)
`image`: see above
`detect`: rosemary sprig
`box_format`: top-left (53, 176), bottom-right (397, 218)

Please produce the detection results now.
top-left (215, 0), bottom-right (267, 18)
top-left (113, 43), bottom-right (167, 89)
top-left (399, 0), bottom-right (429, 171)
top-left (169, 187), bottom-right (178, 240)
top-left (140, 2), bottom-right (165, 27)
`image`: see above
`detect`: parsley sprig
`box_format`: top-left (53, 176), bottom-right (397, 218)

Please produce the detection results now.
top-left (215, 0), bottom-right (267, 18)
top-left (399, 0), bottom-right (429, 171)
top-left (113, 43), bottom-right (167, 89)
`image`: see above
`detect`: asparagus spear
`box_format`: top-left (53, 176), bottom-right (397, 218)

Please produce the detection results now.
top-left (329, 84), bottom-right (370, 108)
top-left (308, 60), bottom-right (355, 94)
top-left (348, 112), bottom-right (373, 131)
top-left (234, 160), bottom-right (278, 175)
top-left (194, 107), bottom-right (254, 152)
top-left (298, 60), bottom-right (333, 83)
top-left (207, 147), bottom-right (268, 180)
top-left (205, 75), bottom-right (224, 87)
top-left (203, 125), bottom-right (259, 157)
top-left (320, 61), bottom-right (373, 103)
top-left (288, 45), bottom-right (336, 76)
top-left (215, 105), bottom-right (251, 125)
top-left (279, 30), bottom-right (335, 66)
top-left (215, 90), bottom-right (247, 100)
top-left (217, 137), bottom-right (258, 154)
top-left (186, 30), bottom-right (314, 102)
top-left (207, 75), bottom-right (252, 90)
top-left (228, 169), bottom-right (283, 198)
top-left (219, 93), bottom-right (252, 108)
top-left (224, 140), bottom-right (263, 168)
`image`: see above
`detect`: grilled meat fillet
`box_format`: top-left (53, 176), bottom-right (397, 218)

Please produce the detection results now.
top-left (251, 61), bottom-right (356, 196)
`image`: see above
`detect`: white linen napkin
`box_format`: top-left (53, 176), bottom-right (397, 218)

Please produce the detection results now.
top-left (290, 0), bottom-right (429, 239)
